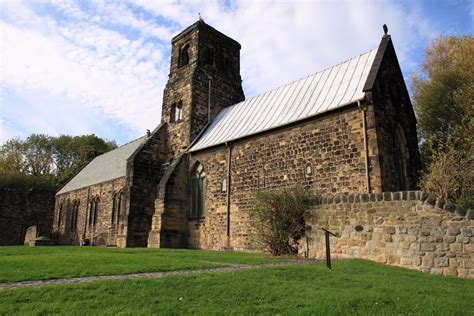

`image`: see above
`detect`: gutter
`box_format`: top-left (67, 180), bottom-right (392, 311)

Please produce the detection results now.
top-left (225, 141), bottom-right (232, 250)
top-left (207, 75), bottom-right (212, 123)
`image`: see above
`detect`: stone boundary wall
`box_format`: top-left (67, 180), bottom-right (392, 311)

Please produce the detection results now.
top-left (0, 189), bottom-right (55, 245)
top-left (301, 191), bottom-right (473, 278)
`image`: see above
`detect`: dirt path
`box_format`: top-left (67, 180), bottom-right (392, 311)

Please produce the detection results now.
top-left (0, 260), bottom-right (316, 290)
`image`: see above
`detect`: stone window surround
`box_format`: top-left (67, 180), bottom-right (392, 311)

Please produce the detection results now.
top-left (57, 203), bottom-right (63, 230)
top-left (170, 101), bottom-right (183, 123)
top-left (88, 197), bottom-right (100, 226)
top-left (178, 43), bottom-right (190, 68)
top-left (111, 191), bottom-right (122, 225)
top-left (190, 163), bottom-right (206, 219)
top-left (69, 200), bottom-right (79, 232)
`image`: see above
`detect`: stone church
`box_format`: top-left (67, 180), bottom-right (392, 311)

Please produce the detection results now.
top-left (53, 20), bottom-right (420, 250)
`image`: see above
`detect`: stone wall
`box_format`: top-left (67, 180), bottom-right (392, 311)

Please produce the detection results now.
top-left (0, 189), bottom-right (55, 245)
top-left (124, 125), bottom-right (168, 247)
top-left (189, 105), bottom-right (380, 251)
top-left (302, 191), bottom-right (473, 278)
top-left (54, 177), bottom-right (126, 246)
top-left (188, 148), bottom-right (229, 250)
top-left (369, 37), bottom-right (421, 192)
top-left (148, 154), bottom-right (190, 248)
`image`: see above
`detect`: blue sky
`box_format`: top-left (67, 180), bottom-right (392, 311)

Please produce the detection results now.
top-left (1, 0), bottom-right (472, 145)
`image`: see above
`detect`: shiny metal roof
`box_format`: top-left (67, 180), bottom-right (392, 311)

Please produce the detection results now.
top-left (189, 48), bottom-right (378, 152)
top-left (57, 136), bottom-right (147, 195)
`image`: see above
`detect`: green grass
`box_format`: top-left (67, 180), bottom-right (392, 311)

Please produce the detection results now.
top-left (0, 260), bottom-right (472, 315)
top-left (0, 246), bottom-right (283, 282)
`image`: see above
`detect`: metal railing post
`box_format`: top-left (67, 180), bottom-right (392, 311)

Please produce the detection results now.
top-left (321, 228), bottom-right (337, 270)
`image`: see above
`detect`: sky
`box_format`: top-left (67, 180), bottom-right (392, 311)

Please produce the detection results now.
top-left (0, 0), bottom-right (472, 146)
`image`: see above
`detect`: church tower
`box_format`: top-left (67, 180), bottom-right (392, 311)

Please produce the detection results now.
top-left (162, 20), bottom-right (245, 157)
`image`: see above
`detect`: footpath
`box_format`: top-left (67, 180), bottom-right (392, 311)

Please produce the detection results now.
top-left (0, 260), bottom-right (315, 290)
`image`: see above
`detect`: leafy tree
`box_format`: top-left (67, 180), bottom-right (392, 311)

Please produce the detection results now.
top-left (0, 138), bottom-right (26, 173)
top-left (0, 134), bottom-right (117, 190)
top-left (23, 134), bottom-right (54, 176)
top-left (411, 35), bottom-right (473, 207)
top-left (411, 36), bottom-right (473, 158)
top-left (52, 134), bottom-right (117, 185)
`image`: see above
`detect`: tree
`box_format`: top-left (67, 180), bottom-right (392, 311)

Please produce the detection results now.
top-left (0, 134), bottom-right (117, 190)
top-left (411, 35), bottom-right (473, 207)
top-left (23, 134), bottom-right (54, 176)
top-left (0, 138), bottom-right (27, 173)
top-left (52, 134), bottom-right (117, 185)
top-left (411, 36), bottom-right (473, 157)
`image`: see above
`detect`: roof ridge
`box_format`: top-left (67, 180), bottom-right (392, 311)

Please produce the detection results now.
top-left (189, 46), bottom-right (379, 152)
top-left (94, 135), bottom-right (147, 160)
top-left (226, 48), bottom-right (377, 111)
top-left (117, 135), bottom-right (147, 148)
top-left (56, 135), bottom-right (149, 195)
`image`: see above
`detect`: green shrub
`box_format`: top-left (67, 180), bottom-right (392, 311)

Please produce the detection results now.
top-left (249, 186), bottom-right (312, 256)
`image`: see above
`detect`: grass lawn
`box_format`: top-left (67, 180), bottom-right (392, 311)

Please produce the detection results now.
top-left (0, 260), bottom-right (472, 315)
top-left (0, 246), bottom-right (283, 282)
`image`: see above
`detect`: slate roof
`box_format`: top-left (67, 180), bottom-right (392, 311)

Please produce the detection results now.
top-left (57, 136), bottom-right (147, 195)
top-left (189, 47), bottom-right (378, 152)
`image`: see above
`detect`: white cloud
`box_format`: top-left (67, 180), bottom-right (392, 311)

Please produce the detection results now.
top-left (1, 0), bottom-right (441, 144)
top-left (130, 0), bottom-right (439, 96)
top-left (0, 2), bottom-right (168, 143)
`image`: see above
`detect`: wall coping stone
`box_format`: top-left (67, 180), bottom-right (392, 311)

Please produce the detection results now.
top-left (313, 191), bottom-right (472, 220)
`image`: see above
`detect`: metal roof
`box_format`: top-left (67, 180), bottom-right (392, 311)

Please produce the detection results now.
top-left (189, 48), bottom-right (378, 152)
top-left (57, 136), bottom-right (147, 195)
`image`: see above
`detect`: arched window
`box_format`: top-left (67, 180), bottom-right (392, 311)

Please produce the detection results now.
top-left (170, 101), bottom-right (183, 123)
top-left (93, 198), bottom-right (99, 226)
top-left (112, 193), bottom-right (117, 224)
top-left (70, 200), bottom-right (79, 231)
top-left (88, 197), bottom-right (99, 226)
top-left (394, 124), bottom-right (409, 191)
top-left (111, 192), bottom-right (122, 225)
top-left (179, 44), bottom-right (190, 67)
top-left (57, 203), bottom-right (63, 229)
top-left (65, 199), bottom-right (71, 230)
top-left (191, 163), bottom-right (206, 218)
top-left (117, 192), bottom-right (122, 223)
top-left (88, 200), bottom-right (94, 226)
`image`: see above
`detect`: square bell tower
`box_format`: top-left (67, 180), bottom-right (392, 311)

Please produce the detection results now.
top-left (161, 20), bottom-right (245, 157)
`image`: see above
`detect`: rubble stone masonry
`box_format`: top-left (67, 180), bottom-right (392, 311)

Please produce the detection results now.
top-left (0, 189), bottom-right (55, 245)
top-left (54, 177), bottom-right (126, 246)
top-left (189, 104), bottom-right (379, 251)
top-left (369, 39), bottom-right (420, 191)
top-left (302, 191), bottom-right (473, 278)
